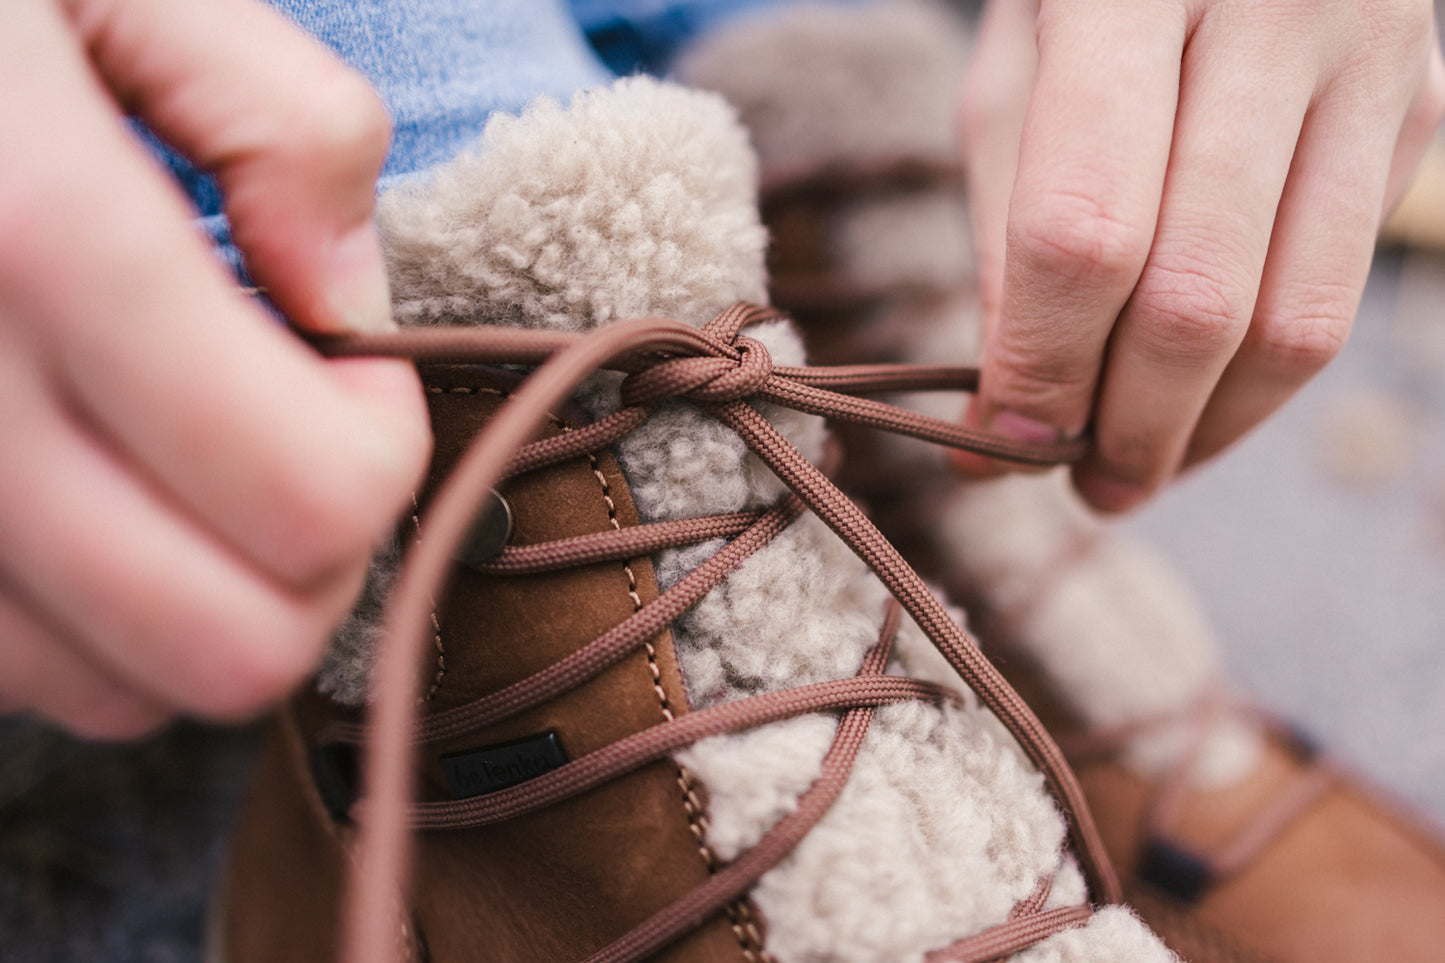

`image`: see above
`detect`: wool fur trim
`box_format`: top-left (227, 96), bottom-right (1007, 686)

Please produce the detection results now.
top-left (673, 0), bottom-right (968, 172)
top-left (318, 535), bottom-right (400, 706)
top-left (680, 0), bottom-right (1259, 788)
top-left (333, 76), bottom-right (1171, 961)
top-left (379, 76), bottom-right (768, 330)
top-left (939, 475), bottom-right (1260, 788)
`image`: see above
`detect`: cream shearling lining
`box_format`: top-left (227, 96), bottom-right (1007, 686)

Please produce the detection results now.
top-left (672, 0), bottom-right (968, 172)
top-left (327, 76), bottom-right (1171, 961)
top-left (678, 0), bottom-right (1260, 789)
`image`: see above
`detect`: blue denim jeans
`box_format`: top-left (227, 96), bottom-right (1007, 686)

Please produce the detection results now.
top-left (142, 0), bottom-right (812, 275)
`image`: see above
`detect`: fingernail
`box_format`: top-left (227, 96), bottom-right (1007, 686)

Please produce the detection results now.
top-left (325, 224), bottom-right (395, 333)
top-left (990, 409), bottom-right (1063, 444)
top-left (1078, 474), bottom-right (1145, 514)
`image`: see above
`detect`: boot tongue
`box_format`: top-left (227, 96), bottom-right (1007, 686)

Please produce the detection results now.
top-left (378, 76), bottom-right (768, 333)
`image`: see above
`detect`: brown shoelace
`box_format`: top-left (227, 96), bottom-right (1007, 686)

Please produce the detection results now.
top-left (313, 303), bottom-right (1116, 963)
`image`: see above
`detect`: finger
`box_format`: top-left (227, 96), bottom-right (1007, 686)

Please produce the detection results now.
top-left (1375, 16), bottom-right (1445, 214)
top-left (957, 0), bottom-right (1186, 476)
top-left (954, 0), bottom-right (1045, 481)
top-left (0, 356), bottom-right (367, 722)
top-left (66, 0), bottom-right (395, 334)
top-left (1383, 42), bottom-right (1445, 216)
top-left (1072, 14), bottom-right (1317, 511)
top-left (959, 0), bottom-right (1040, 324)
top-left (1183, 44), bottom-right (1444, 469)
top-left (2, 5), bottom-right (429, 590)
top-left (0, 585), bottom-right (168, 742)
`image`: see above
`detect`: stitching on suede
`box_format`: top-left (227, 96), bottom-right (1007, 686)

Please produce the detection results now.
top-left (585, 453), bottom-right (676, 723)
top-left (726, 900), bottom-right (771, 962)
top-left (588, 438), bottom-right (762, 961)
top-left (676, 764), bottom-right (772, 961)
top-left (422, 608), bottom-right (444, 703)
top-left (677, 765), bottom-right (715, 869)
top-left (427, 380), bottom-right (766, 959)
top-left (405, 492), bottom-right (446, 703)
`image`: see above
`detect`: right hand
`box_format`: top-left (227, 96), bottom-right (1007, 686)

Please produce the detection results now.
top-left (0, 0), bottom-right (431, 739)
top-left (956, 0), bottom-right (1444, 512)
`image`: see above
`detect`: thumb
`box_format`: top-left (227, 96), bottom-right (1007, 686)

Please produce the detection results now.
top-left (68, 0), bottom-right (394, 334)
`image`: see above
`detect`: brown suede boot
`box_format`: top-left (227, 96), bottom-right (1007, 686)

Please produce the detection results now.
top-left (217, 366), bottom-right (771, 962)
top-left (211, 77), bottom-right (1176, 963)
top-left (676, 3), bottom-right (1445, 961)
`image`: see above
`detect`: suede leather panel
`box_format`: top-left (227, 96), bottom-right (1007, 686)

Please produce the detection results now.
top-left (407, 366), bottom-right (749, 962)
top-left (219, 365), bottom-right (758, 963)
top-left (766, 199), bottom-right (833, 280)
top-left (217, 710), bottom-right (353, 963)
top-left (1119, 887), bottom-right (1274, 963)
top-left (976, 645), bottom-right (1445, 962)
top-left (1080, 750), bottom-right (1445, 963)
top-left (996, 651), bottom-right (1445, 962)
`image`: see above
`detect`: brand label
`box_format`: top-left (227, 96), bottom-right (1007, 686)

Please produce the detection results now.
top-left (439, 731), bottom-right (568, 799)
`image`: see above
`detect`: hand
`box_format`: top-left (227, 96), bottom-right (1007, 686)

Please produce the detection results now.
top-left (956, 0), bottom-right (1445, 512)
top-left (0, 0), bottom-right (430, 738)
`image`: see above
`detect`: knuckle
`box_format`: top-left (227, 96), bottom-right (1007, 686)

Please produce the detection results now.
top-left (1250, 298), bottom-right (1353, 377)
top-left (283, 68), bottom-right (392, 174)
top-left (198, 611), bottom-right (328, 720)
top-left (985, 338), bottom-right (1094, 425)
top-left (1009, 192), bottom-right (1152, 287)
top-left (1369, 0), bottom-right (1437, 44)
top-left (1131, 259), bottom-right (1254, 365)
top-left (1347, 0), bottom-right (1439, 75)
top-left (269, 427), bottom-right (423, 585)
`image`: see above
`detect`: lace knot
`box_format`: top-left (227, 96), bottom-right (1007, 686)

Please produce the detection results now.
top-left (620, 334), bottom-right (774, 407)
